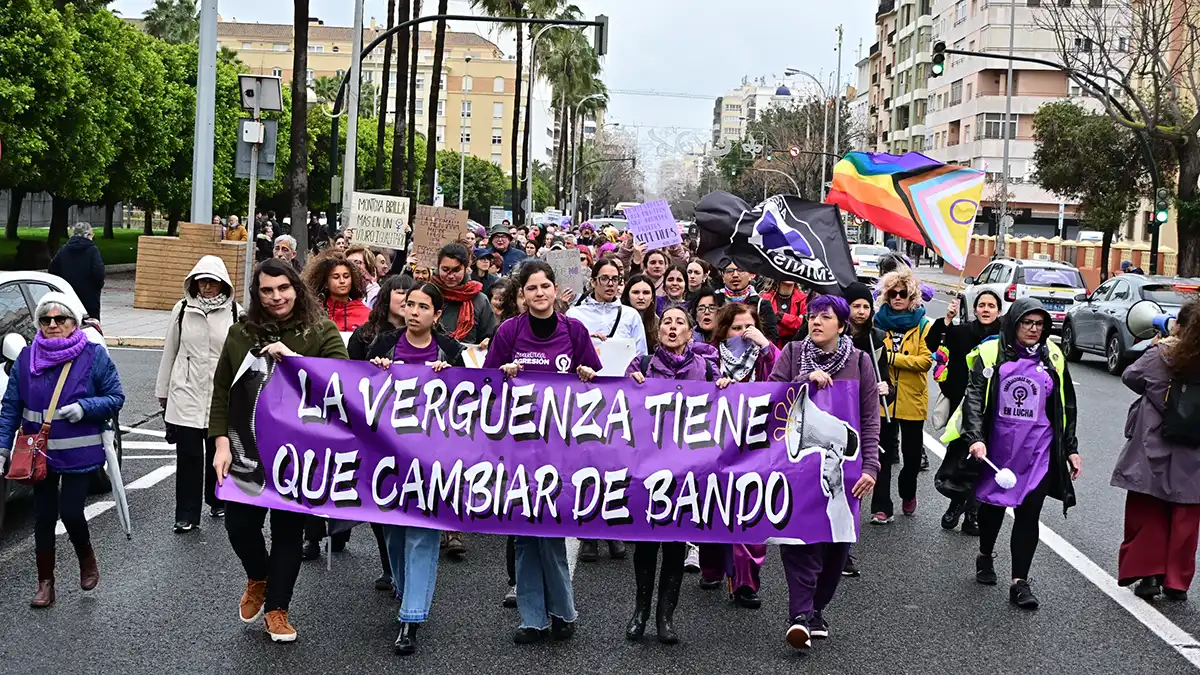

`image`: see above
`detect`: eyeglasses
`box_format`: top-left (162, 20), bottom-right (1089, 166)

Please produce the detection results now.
top-left (887, 288), bottom-right (909, 299)
top-left (1018, 319), bottom-right (1045, 329)
top-left (696, 305), bottom-right (719, 314)
top-left (722, 267), bottom-right (744, 275)
top-left (38, 316), bottom-right (71, 327)
top-left (596, 275), bottom-right (621, 285)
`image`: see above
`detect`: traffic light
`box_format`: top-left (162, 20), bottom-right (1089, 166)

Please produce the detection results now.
top-left (594, 15), bottom-right (609, 56)
top-left (1155, 187), bottom-right (1171, 225)
top-left (932, 41), bottom-right (946, 77)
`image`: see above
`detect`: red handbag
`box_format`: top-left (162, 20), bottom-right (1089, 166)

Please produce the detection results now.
top-left (5, 362), bottom-right (72, 485)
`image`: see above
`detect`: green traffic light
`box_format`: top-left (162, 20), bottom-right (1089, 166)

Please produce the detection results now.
top-left (932, 63), bottom-right (944, 76)
top-left (1156, 210), bottom-right (1169, 224)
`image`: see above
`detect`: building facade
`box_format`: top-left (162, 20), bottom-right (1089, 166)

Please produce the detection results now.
top-left (215, 17), bottom-right (525, 170)
top-left (712, 76), bottom-right (814, 146)
top-left (866, 0), bottom-right (934, 154)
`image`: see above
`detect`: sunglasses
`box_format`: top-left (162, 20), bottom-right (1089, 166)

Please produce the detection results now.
top-left (887, 288), bottom-right (909, 299)
top-left (38, 316), bottom-right (72, 327)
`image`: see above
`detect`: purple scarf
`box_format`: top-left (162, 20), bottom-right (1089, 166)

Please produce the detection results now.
top-left (30, 330), bottom-right (88, 376)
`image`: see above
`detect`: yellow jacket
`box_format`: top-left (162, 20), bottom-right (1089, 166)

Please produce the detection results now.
top-left (881, 318), bottom-right (934, 421)
top-left (225, 225), bottom-right (248, 242)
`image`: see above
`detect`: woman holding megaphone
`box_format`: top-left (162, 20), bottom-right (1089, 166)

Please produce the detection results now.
top-left (1113, 300), bottom-right (1200, 601)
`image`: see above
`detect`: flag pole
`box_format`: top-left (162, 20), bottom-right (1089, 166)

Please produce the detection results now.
top-left (868, 332), bottom-right (892, 423)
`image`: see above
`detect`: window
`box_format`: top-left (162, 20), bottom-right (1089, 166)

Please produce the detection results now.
top-left (492, 128), bottom-right (503, 145)
top-left (273, 43), bottom-right (288, 52)
top-left (1118, 36), bottom-right (1129, 52)
top-left (724, 103), bottom-right (741, 112)
top-left (364, 71), bottom-right (373, 83)
top-left (416, 76), bottom-right (425, 90)
top-left (461, 101), bottom-right (472, 118)
top-left (459, 127), bottom-right (471, 144)
top-left (440, 73), bottom-right (446, 90)
top-left (493, 76), bottom-right (505, 93)
top-left (1069, 83), bottom-right (1082, 97)
top-left (415, 99), bottom-right (424, 115)
top-left (308, 45), bottom-right (324, 53)
top-left (950, 79), bottom-right (963, 105)
top-left (0, 284), bottom-right (34, 341)
top-left (1074, 36), bottom-right (1093, 53)
top-left (954, 0), bottom-right (967, 24)
top-left (241, 42), bottom-right (253, 50)
top-left (421, 49), bottom-right (432, 60)
top-left (493, 101), bottom-right (504, 119)
top-left (491, 153), bottom-right (502, 165)
top-left (336, 69), bottom-right (346, 78)
top-left (23, 283), bottom-right (55, 310)
top-left (436, 126), bottom-right (445, 143)
top-left (271, 68), bottom-right (283, 78)
top-left (966, 82), bottom-right (972, 99)
top-left (1027, 0), bottom-right (1041, 5)
top-left (437, 100), bottom-right (445, 117)
top-left (306, 69), bottom-right (314, 84)
top-left (1110, 280), bottom-right (1131, 301)
top-left (462, 75), bottom-right (473, 91)
top-left (963, 124), bottom-right (971, 142)
top-left (979, 112), bottom-right (1018, 139)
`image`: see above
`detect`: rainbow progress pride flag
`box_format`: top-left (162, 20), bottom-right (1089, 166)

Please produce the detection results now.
top-left (826, 152), bottom-right (984, 269)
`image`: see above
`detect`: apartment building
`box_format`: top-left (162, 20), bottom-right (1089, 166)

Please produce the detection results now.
top-left (865, 0), bottom-right (935, 154)
top-left (215, 17), bottom-right (524, 169)
top-left (711, 76), bottom-right (812, 146)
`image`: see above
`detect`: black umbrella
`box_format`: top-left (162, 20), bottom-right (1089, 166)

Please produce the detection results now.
top-left (694, 192), bottom-right (857, 289)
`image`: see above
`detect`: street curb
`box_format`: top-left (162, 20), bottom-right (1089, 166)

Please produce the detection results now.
top-left (106, 336), bottom-right (164, 349)
top-left (925, 279), bottom-right (964, 295)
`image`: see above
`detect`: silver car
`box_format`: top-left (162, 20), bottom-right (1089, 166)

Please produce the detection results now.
top-left (959, 258), bottom-right (1086, 333)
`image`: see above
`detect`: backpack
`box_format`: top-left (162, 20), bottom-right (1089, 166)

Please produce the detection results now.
top-left (174, 299), bottom-right (241, 350)
top-left (1162, 375), bottom-right (1200, 445)
top-left (639, 354), bottom-right (716, 382)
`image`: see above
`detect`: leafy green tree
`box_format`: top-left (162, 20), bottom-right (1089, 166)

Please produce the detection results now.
top-left (435, 150), bottom-right (506, 222)
top-left (289, 0), bottom-right (311, 253)
top-left (389, 0), bottom-right (413, 194)
top-left (421, 0), bottom-right (450, 206)
top-left (312, 75), bottom-right (340, 104)
top-left (142, 0), bottom-right (198, 45)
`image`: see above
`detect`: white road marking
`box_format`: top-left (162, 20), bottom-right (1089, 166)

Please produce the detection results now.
top-left (126, 464), bottom-right (177, 490)
top-left (123, 441), bottom-right (175, 451)
top-left (55, 501), bottom-right (115, 536)
top-left (923, 432), bottom-right (1200, 669)
top-left (566, 537), bottom-right (579, 580)
top-left (109, 347), bottom-right (164, 353)
top-left (121, 427), bottom-right (166, 438)
top-left (123, 454), bottom-right (177, 460)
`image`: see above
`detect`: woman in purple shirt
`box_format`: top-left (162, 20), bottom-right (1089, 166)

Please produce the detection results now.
top-left (483, 260), bottom-right (602, 644)
top-left (768, 295), bottom-right (880, 650)
top-left (365, 283), bottom-right (465, 656)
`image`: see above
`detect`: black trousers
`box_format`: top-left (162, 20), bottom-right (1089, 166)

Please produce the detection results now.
top-left (870, 418), bottom-right (925, 517)
top-left (33, 470), bottom-right (92, 553)
top-left (225, 501), bottom-right (306, 612)
top-left (634, 541), bottom-right (686, 581)
top-left (370, 523), bottom-right (391, 577)
top-left (977, 476), bottom-right (1051, 581)
top-left (506, 535), bottom-right (516, 586)
top-left (174, 425), bottom-right (223, 524)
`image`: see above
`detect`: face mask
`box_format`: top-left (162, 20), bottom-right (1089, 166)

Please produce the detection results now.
top-left (725, 335), bottom-right (749, 357)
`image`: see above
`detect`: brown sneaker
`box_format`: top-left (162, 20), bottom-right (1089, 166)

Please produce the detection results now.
top-left (239, 579), bottom-right (267, 623)
top-left (265, 609), bottom-right (297, 642)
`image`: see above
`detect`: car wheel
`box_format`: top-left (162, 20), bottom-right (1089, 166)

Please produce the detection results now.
top-left (1062, 322), bottom-right (1083, 362)
top-left (1106, 333), bottom-right (1128, 376)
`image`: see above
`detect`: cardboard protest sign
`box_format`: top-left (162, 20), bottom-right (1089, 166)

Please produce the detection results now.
top-left (411, 205), bottom-right (469, 268)
top-left (489, 206), bottom-right (513, 230)
top-left (545, 247), bottom-right (584, 298)
top-left (351, 193), bottom-right (411, 250)
top-left (625, 200), bottom-right (682, 251)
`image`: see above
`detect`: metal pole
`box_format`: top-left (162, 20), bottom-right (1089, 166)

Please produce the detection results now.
top-left (570, 93), bottom-right (603, 224)
top-left (189, 0), bottom-right (218, 224)
top-left (459, 61), bottom-right (469, 210)
top-left (997, 0), bottom-right (1016, 254)
top-left (525, 25), bottom-right (569, 217)
top-left (340, 0), bottom-right (366, 225)
top-left (244, 103), bottom-right (261, 304)
top-left (820, 96), bottom-right (829, 201)
top-left (832, 24), bottom-right (843, 171)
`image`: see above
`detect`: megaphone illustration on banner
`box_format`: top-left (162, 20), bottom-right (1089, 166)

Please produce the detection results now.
top-left (1127, 299), bottom-right (1177, 339)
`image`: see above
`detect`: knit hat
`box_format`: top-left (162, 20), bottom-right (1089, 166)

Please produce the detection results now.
top-left (843, 281), bottom-right (874, 308)
top-left (35, 291), bottom-right (85, 324)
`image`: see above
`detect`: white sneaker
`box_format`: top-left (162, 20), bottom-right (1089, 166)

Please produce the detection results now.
top-left (684, 543), bottom-right (701, 573)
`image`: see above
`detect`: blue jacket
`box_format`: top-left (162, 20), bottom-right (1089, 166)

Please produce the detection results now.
top-left (487, 246), bottom-right (528, 275)
top-left (0, 342), bottom-right (125, 472)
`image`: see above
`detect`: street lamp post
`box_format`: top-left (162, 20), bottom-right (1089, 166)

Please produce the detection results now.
top-left (525, 24), bottom-right (570, 219)
top-left (570, 92), bottom-right (605, 224)
top-left (340, 0), bottom-right (366, 226)
top-left (753, 167), bottom-right (800, 195)
top-left (785, 67), bottom-right (832, 199)
top-left (459, 56), bottom-right (472, 210)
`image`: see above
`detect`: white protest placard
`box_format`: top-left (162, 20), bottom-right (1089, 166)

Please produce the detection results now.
top-left (351, 192), bottom-right (410, 250)
top-left (462, 345), bottom-right (487, 369)
top-left (489, 206), bottom-right (513, 230)
top-left (625, 199), bottom-right (682, 251)
top-left (545, 247), bottom-right (585, 298)
top-left (411, 205), bottom-right (469, 268)
top-left (594, 338), bottom-right (637, 377)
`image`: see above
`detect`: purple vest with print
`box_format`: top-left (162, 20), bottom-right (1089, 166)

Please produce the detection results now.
top-left (18, 345), bottom-right (104, 473)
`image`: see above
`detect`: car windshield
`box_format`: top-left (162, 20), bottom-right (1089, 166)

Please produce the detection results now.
top-left (854, 246), bottom-right (890, 257)
top-left (1142, 284), bottom-right (1197, 307)
top-left (1022, 267), bottom-right (1083, 287)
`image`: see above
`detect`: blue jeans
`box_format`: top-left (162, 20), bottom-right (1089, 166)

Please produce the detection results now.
top-left (383, 525), bottom-right (441, 623)
top-left (514, 536), bottom-right (577, 629)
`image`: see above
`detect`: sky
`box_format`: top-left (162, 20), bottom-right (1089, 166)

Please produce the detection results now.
top-left (112, 0), bottom-right (876, 186)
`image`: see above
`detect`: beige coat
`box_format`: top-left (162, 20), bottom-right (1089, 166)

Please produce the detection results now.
top-left (154, 256), bottom-right (241, 430)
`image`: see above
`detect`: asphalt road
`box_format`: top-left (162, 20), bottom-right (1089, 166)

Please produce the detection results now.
top-left (0, 322), bottom-right (1198, 675)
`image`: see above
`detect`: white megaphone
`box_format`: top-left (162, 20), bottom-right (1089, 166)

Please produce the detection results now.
top-left (1127, 299), bottom-right (1177, 339)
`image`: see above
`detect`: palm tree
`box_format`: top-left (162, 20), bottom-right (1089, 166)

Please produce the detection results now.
top-left (406, 0), bottom-right (424, 199)
top-left (374, 0), bottom-right (397, 189)
top-left (290, 0), bottom-right (311, 253)
top-left (538, 26), bottom-right (599, 206)
top-left (521, 3), bottom-right (582, 217)
top-left (313, 75), bottom-right (341, 104)
top-left (390, 0), bottom-right (413, 193)
top-left (142, 0), bottom-right (199, 44)
top-left (422, 0), bottom-right (451, 205)
top-left (470, 0), bottom-right (530, 219)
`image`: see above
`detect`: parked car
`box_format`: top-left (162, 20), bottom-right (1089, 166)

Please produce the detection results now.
top-left (1062, 274), bottom-right (1200, 375)
top-left (850, 244), bottom-right (891, 282)
top-left (0, 272), bottom-right (122, 533)
top-left (959, 258), bottom-right (1086, 333)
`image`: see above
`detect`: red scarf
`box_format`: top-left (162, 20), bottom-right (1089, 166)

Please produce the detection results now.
top-left (433, 277), bottom-right (483, 340)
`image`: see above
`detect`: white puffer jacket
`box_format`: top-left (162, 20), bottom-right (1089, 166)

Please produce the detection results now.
top-left (154, 256), bottom-right (242, 430)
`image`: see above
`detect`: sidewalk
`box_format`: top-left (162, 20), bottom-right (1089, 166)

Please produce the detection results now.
top-left (101, 271), bottom-right (171, 348)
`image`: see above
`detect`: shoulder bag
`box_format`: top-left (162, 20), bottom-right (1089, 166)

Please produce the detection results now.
top-left (5, 362), bottom-right (73, 484)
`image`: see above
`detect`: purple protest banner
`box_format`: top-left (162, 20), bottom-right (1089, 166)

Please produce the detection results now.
top-left (215, 358), bottom-right (865, 544)
top-left (625, 200), bottom-right (683, 251)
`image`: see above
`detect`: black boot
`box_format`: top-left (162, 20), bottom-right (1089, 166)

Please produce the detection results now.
top-left (579, 539), bottom-right (599, 563)
top-left (626, 544), bottom-right (656, 641)
top-left (656, 556), bottom-right (684, 645)
top-left (976, 553), bottom-right (997, 586)
top-left (941, 499), bottom-right (963, 530)
top-left (961, 510), bottom-right (980, 536)
top-left (302, 539), bottom-right (321, 561)
top-left (393, 622), bottom-right (418, 655)
top-left (608, 540), bottom-right (627, 560)
top-left (1134, 576), bottom-right (1163, 599)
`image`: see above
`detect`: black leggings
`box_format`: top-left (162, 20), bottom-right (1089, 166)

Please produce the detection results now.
top-left (870, 418), bottom-right (925, 516)
top-left (33, 470), bottom-right (92, 552)
top-left (977, 476), bottom-right (1051, 581)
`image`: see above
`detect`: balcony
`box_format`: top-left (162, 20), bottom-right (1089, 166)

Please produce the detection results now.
top-left (870, 42), bottom-right (880, 57)
top-left (877, 0), bottom-right (896, 16)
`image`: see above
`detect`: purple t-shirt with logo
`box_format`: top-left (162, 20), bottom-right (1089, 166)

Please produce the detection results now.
top-left (392, 331), bottom-right (439, 365)
top-left (978, 353), bottom-right (1054, 508)
top-left (483, 313), bottom-right (602, 375)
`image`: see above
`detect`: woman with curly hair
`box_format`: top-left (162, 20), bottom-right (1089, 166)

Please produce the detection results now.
top-left (1114, 300), bottom-right (1200, 601)
top-left (490, 277), bottom-right (523, 323)
top-left (303, 251), bottom-right (370, 332)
